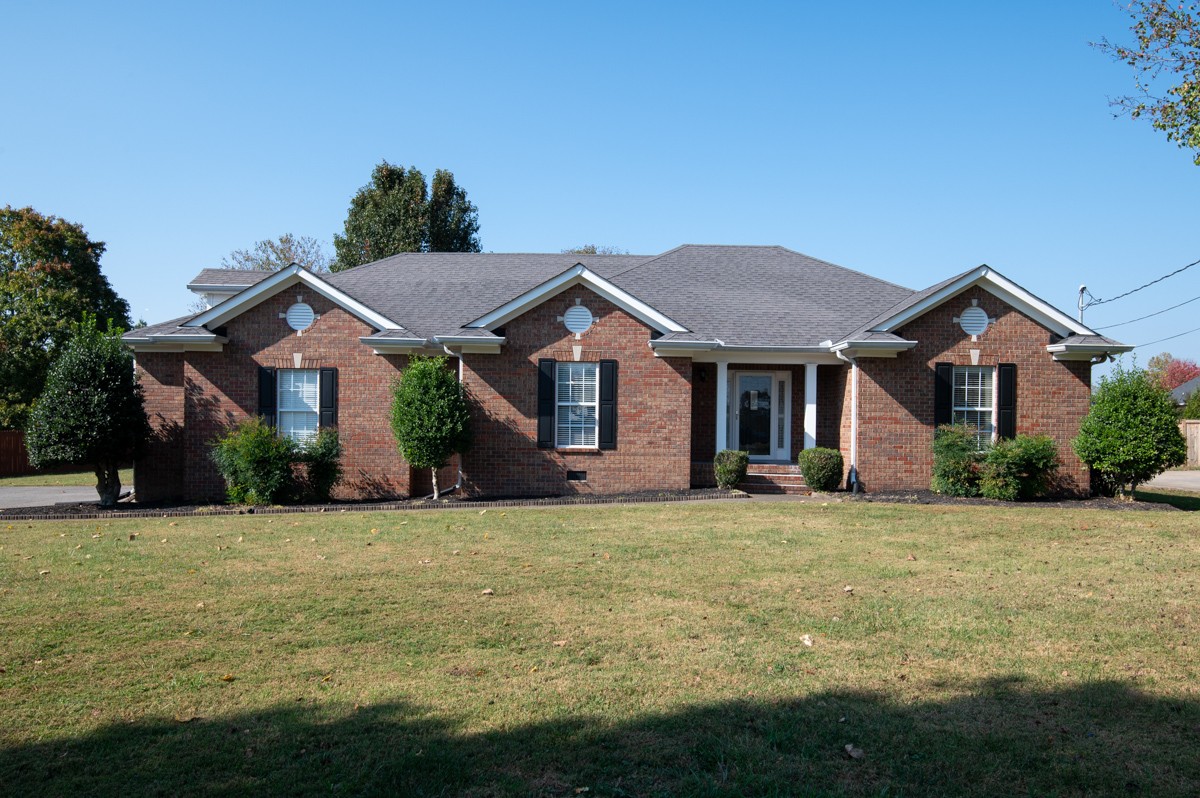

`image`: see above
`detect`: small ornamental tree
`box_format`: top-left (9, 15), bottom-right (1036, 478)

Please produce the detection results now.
top-left (26, 315), bottom-right (150, 506)
top-left (1073, 362), bottom-right (1187, 497)
top-left (390, 356), bottom-right (471, 499)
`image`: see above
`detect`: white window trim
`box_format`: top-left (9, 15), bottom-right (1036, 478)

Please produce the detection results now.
top-left (277, 368), bottom-right (320, 444)
top-left (951, 365), bottom-right (997, 449)
top-left (555, 362), bottom-right (599, 449)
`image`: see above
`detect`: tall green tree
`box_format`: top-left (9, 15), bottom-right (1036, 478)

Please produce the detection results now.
top-left (221, 233), bottom-right (330, 272)
top-left (1094, 1), bottom-right (1200, 164)
top-left (390, 356), bottom-right (472, 499)
top-left (26, 316), bottom-right (150, 506)
top-left (332, 162), bottom-right (480, 271)
top-left (0, 206), bottom-right (130, 429)
top-left (1073, 362), bottom-right (1186, 497)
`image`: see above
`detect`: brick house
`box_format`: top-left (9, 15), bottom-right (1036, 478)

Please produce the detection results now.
top-left (124, 246), bottom-right (1130, 501)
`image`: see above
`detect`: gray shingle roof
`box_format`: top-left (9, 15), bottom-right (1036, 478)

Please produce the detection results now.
top-left (136, 246), bottom-right (1122, 352)
top-left (187, 269), bottom-right (274, 288)
top-left (1172, 375), bottom-right (1200, 404)
top-left (125, 316), bottom-right (222, 341)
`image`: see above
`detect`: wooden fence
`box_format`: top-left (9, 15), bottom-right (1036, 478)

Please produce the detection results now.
top-left (1183, 420), bottom-right (1200, 467)
top-left (0, 430), bottom-right (33, 477)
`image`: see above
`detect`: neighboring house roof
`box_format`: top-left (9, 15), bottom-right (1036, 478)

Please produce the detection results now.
top-left (130, 246), bottom-right (1131, 357)
top-left (186, 269), bottom-right (274, 291)
top-left (1173, 375), bottom-right (1200, 404)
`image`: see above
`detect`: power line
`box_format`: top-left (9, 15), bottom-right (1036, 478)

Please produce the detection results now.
top-left (1094, 293), bottom-right (1200, 330)
top-left (1085, 256), bottom-right (1200, 308)
top-left (1137, 324), bottom-right (1200, 349)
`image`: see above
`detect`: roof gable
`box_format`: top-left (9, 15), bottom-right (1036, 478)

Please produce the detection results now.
top-left (185, 264), bottom-right (399, 331)
top-left (862, 265), bottom-right (1093, 339)
top-left (465, 263), bottom-right (688, 333)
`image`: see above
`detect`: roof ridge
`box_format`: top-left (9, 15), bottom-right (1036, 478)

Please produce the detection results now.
top-left (605, 244), bottom-right (691, 279)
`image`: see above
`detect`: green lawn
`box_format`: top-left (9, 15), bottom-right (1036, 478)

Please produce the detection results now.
top-left (0, 468), bottom-right (132, 489)
top-left (1, 501), bottom-right (1198, 796)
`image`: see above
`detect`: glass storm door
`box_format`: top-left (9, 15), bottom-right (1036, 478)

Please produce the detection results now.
top-left (736, 374), bottom-right (774, 458)
top-left (732, 371), bottom-right (791, 461)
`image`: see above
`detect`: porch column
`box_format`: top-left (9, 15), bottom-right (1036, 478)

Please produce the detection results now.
top-left (715, 361), bottom-right (729, 453)
top-left (803, 363), bottom-right (817, 449)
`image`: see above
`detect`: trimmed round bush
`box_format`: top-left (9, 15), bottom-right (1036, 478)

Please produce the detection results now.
top-left (713, 449), bottom-right (749, 490)
top-left (797, 447), bottom-right (844, 492)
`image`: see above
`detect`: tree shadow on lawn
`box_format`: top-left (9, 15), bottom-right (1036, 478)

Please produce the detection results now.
top-left (1134, 489), bottom-right (1200, 512)
top-left (3, 677), bottom-right (1197, 797)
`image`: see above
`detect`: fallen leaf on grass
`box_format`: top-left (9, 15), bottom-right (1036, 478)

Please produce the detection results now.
top-left (481, 588), bottom-right (495, 596)
top-left (844, 744), bottom-right (865, 760)
top-left (38, 569), bottom-right (49, 576)
top-left (128, 533), bottom-right (138, 541)
top-left (843, 585), bottom-right (854, 594)
top-left (800, 634), bottom-right (814, 647)
top-left (220, 674), bottom-right (236, 682)
top-left (553, 640), bottom-right (567, 647)
top-left (906, 554), bottom-right (916, 561)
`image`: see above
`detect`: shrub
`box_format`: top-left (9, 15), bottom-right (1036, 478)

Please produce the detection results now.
top-left (26, 315), bottom-right (150, 507)
top-left (713, 449), bottom-right (749, 489)
top-left (979, 435), bottom-right (1059, 501)
top-left (1182, 388), bottom-right (1200, 420)
top-left (210, 417), bottom-right (298, 505)
top-left (931, 424), bottom-right (983, 497)
top-left (1073, 362), bottom-right (1186, 496)
top-left (797, 447), bottom-right (844, 492)
top-left (301, 428), bottom-right (343, 502)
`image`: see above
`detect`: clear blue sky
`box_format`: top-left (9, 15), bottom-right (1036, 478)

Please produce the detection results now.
top-left (3, 1), bottom-right (1197, 372)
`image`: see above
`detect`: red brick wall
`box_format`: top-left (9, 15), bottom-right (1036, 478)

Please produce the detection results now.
top-left (135, 287), bottom-right (413, 502)
top-left (461, 286), bottom-right (692, 497)
top-left (855, 285), bottom-right (1091, 494)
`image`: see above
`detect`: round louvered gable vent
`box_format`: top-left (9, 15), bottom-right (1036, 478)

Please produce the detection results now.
top-left (959, 306), bottom-right (989, 336)
top-left (564, 305), bottom-right (593, 334)
top-left (286, 302), bottom-right (315, 331)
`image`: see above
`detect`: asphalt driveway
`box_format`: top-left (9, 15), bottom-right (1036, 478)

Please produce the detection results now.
top-left (0, 486), bottom-right (97, 509)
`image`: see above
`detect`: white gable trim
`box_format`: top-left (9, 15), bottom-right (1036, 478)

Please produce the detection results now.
top-left (875, 266), bottom-right (1093, 338)
top-left (465, 264), bottom-right (688, 333)
top-left (185, 264), bottom-right (399, 331)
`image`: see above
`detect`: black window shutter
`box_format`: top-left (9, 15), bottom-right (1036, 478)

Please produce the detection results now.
top-left (998, 363), bottom-right (1016, 440)
top-left (934, 362), bottom-right (953, 426)
top-left (258, 366), bottom-right (277, 427)
top-left (319, 367), bottom-right (338, 428)
top-left (599, 359), bottom-right (618, 450)
top-left (537, 359), bottom-right (556, 448)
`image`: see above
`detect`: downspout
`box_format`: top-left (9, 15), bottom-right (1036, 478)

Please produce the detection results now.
top-left (836, 351), bottom-right (860, 493)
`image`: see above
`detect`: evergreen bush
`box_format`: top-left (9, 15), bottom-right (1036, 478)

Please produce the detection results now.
top-left (797, 447), bottom-right (844, 492)
top-left (210, 417), bottom-right (298, 505)
top-left (713, 449), bottom-right (749, 489)
top-left (979, 434), bottom-right (1059, 501)
top-left (301, 428), bottom-right (343, 502)
top-left (931, 424), bottom-right (983, 497)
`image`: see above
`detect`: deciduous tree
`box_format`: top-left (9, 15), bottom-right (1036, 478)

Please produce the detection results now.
top-left (390, 356), bottom-right (472, 499)
top-left (1095, 1), bottom-right (1200, 164)
top-left (1146, 351), bottom-right (1200, 389)
top-left (222, 233), bottom-right (330, 272)
top-left (332, 162), bottom-right (480, 271)
top-left (561, 244), bottom-right (629, 255)
top-left (26, 316), bottom-right (150, 506)
top-left (0, 206), bottom-right (130, 428)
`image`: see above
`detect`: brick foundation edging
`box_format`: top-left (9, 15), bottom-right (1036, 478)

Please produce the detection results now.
top-left (3, 489), bottom-right (750, 523)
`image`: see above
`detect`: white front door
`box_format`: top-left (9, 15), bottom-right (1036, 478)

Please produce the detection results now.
top-left (731, 371), bottom-right (791, 461)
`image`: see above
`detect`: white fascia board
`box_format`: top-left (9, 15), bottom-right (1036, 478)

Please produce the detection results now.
top-left (648, 340), bottom-right (720, 354)
top-left (1047, 342), bottom-right (1134, 361)
top-left (876, 267), bottom-right (1093, 338)
top-left (186, 265), bottom-right (399, 331)
top-left (829, 339), bottom-right (919, 358)
top-left (466, 264), bottom-right (688, 333)
top-left (126, 341), bottom-right (226, 353)
top-left (185, 284), bottom-right (246, 294)
top-left (433, 335), bottom-right (507, 346)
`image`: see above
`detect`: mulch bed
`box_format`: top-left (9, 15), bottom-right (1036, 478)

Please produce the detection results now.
top-left (0, 488), bottom-right (748, 522)
top-left (846, 490), bottom-right (1178, 511)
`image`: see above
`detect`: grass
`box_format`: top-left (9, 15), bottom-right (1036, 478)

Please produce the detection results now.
top-left (0, 468), bottom-right (133, 489)
top-left (1134, 487), bottom-right (1200, 511)
top-left (1, 500), bottom-right (1198, 796)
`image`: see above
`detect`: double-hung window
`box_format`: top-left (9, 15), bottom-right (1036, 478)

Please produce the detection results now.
top-left (556, 362), bottom-right (598, 447)
top-left (277, 369), bottom-right (320, 444)
top-left (952, 366), bottom-right (994, 448)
